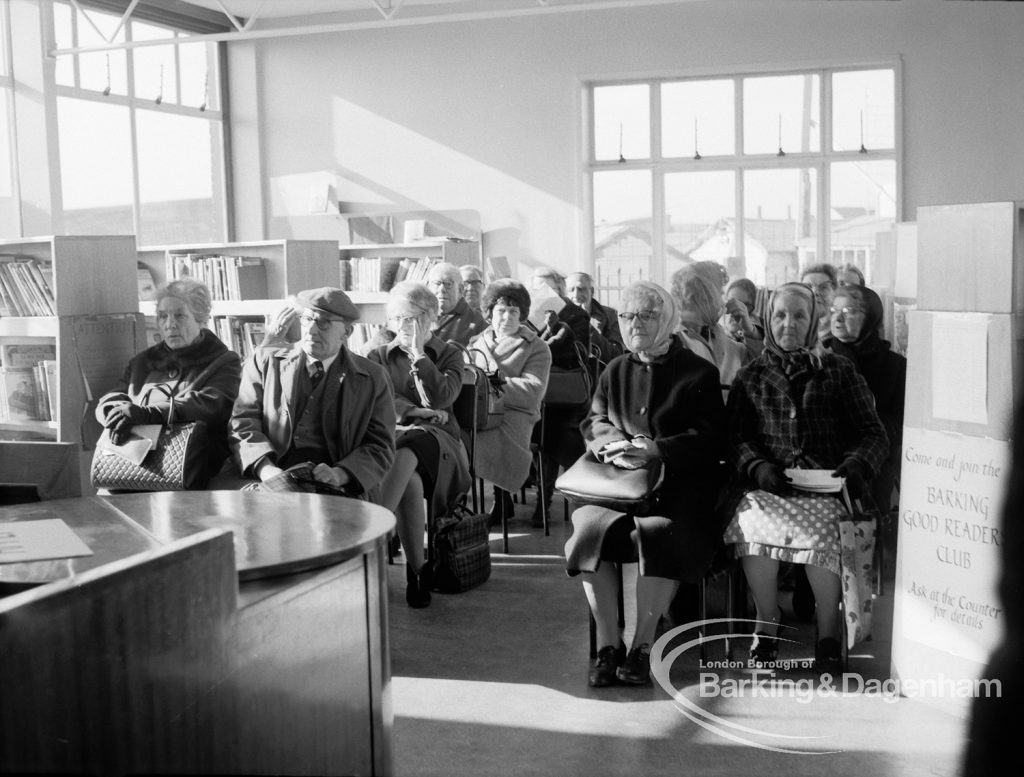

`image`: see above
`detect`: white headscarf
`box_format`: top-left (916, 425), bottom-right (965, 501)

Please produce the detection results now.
top-left (620, 280), bottom-right (679, 363)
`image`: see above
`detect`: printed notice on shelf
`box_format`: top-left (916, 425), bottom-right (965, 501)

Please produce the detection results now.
top-left (931, 313), bottom-right (989, 425)
top-left (0, 519), bottom-right (94, 565)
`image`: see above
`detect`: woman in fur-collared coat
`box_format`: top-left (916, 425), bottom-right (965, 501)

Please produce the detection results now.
top-left (95, 278), bottom-right (241, 485)
top-left (467, 280), bottom-right (552, 515)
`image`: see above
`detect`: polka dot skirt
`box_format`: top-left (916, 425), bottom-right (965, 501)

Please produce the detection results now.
top-left (723, 489), bottom-right (846, 574)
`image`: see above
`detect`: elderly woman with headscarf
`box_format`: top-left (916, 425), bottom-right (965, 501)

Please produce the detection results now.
top-left (95, 278), bottom-right (242, 486)
top-left (822, 284), bottom-right (907, 512)
top-left (670, 261), bottom-right (751, 393)
top-left (565, 281), bottom-right (726, 688)
top-left (367, 281), bottom-right (471, 609)
top-left (722, 282), bottom-right (889, 673)
top-left (467, 279), bottom-right (552, 522)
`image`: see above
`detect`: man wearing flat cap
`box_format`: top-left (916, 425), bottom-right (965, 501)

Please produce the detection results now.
top-left (229, 286), bottom-right (396, 498)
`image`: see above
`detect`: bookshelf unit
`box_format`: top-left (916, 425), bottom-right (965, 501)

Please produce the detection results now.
top-left (138, 239), bottom-right (344, 356)
top-left (0, 236), bottom-right (145, 445)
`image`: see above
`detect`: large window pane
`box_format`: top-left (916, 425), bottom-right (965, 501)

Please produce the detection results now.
top-left (662, 79), bottom-right (734, 158)
top-left (136, 109), bottom-right (224, 244)
top-left (743, 74), bottom-right (820, 155)
top-left (830, 160), bottom-right (896, 283)
top-left (833, 69), bottom-right (895, 152)
top-left (58, 97), bottom-right (134, 234)
top-left (743, 168), bottom-right (818, 287)
top-left (593, 169), bottom-right (651, 309)
top-left (593, 84), bottom-right (649, 162)
top-left (664, 170), bottom-right (735, 280)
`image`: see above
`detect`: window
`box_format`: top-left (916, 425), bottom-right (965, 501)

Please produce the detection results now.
top-left (586, 65), bottom-right (898, 308)
top-left (53, 1), bottom-right (226, 245)
top-left (0, 4), bottom-right (18, 236)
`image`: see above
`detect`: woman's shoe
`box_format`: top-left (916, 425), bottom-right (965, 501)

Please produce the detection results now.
top-left (748, 608), bottom-right (782, 667)
top-left (588, 642), bottom-right (626, 687)
top-left (406, 562), bottom-right (432, 609)
top-left (488, 488), bottom-right (514, 528)
top-left (814, 637), bottom-right (842, 675)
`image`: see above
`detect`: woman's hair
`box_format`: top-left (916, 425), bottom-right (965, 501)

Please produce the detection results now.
top-left (726, 277), bottom-right (758, 308)
top-left (155, 278), bottom-right (212, 326)
top-left (669, 262), bottom-right (725, 327)
top-left (482, 279), bottom-right (531, 320)
top-left (388, 281), bottom-right (439, 326)
top-left (800, 262), bottom-right (838, 288)
top-left (839, 263), bottom-right (866, 286)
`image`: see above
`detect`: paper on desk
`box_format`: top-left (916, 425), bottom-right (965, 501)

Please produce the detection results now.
top-left (96, 424), bottom-right (162, 465)
top-left (0, 519), bottom-right (94, 564)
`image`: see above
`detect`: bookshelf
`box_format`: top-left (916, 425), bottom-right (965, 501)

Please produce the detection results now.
top-left (138, 239), bottom-right (349, 357)
top-left (0, 236), bottom-right (145, 446)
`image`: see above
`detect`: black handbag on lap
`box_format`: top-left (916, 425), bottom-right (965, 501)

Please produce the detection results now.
top-left (555, 450), bottom-right (663, 512)
top-left (432, 500), bottom-right (491, 593)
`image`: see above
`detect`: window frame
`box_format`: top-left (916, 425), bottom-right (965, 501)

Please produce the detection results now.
top-left (52, 0), bottom-right (230, 244)
top-left (582, 59), bottom-right (902, 291)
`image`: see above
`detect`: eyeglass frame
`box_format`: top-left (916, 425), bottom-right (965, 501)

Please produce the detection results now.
top-left (829, 305), bottom-right (865, 318)
top-left (617, 310), bottom-right (661, 325)
top-left (300, 312), bottom-right (347, 331)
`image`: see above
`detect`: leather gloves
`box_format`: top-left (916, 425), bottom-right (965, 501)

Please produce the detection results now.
top-left (104, 404), bottom-right (151, 444)
top-left (832, 458), bottom-right (868, 491)
top-left (752, 461), bottom-right (791, 494)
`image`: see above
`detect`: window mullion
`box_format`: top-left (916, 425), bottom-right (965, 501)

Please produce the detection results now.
top-left (125, 21), bottom-right (142, 239)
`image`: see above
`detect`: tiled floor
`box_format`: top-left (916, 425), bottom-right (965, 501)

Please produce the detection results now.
top-left (387, 494), bottom-right (969, 777)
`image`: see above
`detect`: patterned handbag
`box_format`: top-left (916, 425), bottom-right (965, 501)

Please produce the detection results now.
top-left (452, 346), bottom-right (505, 431)
top-left (431, 500), bottom-right (491, 593)
top-left (90, 385), bottom-right (209, 492)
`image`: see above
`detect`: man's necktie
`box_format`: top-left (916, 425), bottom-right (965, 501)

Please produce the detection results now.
top-left (310, 360), bottom-right (325, 387)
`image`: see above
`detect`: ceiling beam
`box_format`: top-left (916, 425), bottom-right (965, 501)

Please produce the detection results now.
top-left (48, 0), bottom-right (701, 56)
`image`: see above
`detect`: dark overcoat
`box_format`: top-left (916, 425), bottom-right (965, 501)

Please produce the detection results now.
top-left (565, 335), bottom-right (727, 582)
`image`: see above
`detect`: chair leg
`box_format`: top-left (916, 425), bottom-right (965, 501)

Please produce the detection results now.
top-left (501, 486), bottom-right (510, 555)
top-left (698, 575), bottom-right (708, 664)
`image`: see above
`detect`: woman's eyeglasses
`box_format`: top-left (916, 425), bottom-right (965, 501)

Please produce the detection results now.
top-left (617, 311), bottom-right (660, 324)
top-left (388, 314), bottom-right (422, 328)
top-left (300, 313), bottom-right (344, 331)
top-left (829, 306), bottom-right (864, 317)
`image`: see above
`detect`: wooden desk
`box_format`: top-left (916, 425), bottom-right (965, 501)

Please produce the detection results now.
top-left (0, 492), bottom-right (396, 776)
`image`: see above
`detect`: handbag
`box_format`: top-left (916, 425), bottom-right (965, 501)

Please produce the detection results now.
top-left (555, 450), bottom-right (663, 512)
top-left (452, 346), bottom-right (505, 431)
top-left (90, 385), bottom-right (209, 492)
top-left (544, 341), bottom-right (591, 406)
top-left (431, 499), bottom-right (491, 593)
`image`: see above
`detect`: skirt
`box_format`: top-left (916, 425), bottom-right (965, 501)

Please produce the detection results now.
top-left (722, 490), bottom-right (846, 575)
top-left (397, 424), bottom-right (471, 517)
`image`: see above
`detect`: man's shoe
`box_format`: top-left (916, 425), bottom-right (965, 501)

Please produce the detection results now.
top-left (814, 637), bottom-right (842, 675)
top-left (748, 632), bottom-right (778, 667)
top-left (615, 644), bottom-right (652, 685)
top-left (588, 643), bottom-right (625, 687)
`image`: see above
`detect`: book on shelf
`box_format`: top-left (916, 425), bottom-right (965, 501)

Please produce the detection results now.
top-left (348, 323), bottom-right (383, 356)
top-left (211, 315), bottom-right (267, 359)
top-left (137, 263), bottom-right (157, 301)
top-left (0, 342), bottom-right (57, 369)
top-left (0, 255), bottom-right (56, 316)
top-left (169, 253), bottom-right (269, 301)
top-left (0, 366), bottom-right (41, 422)
top-left (43, 359), bottom-right (57, 421)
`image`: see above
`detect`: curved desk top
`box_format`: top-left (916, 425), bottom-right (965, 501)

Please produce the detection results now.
top-left (0, 491), bottom-right (396, 585)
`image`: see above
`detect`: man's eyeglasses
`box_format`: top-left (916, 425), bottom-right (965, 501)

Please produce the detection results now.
top-left (464, 279), bottom-right (484, 288)
top-left (617, 310), bottom-right (660, 324)
top-left (300, 313), bottom-right (345, 331)
top-left (830, 306), bottom-right (864, 317)
top-left (808, 282), bottom-right (836, 294)
top-left (428, 280), bottom-right (456, 290)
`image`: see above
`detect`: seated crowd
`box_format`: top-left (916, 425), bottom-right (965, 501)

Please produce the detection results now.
top-left (97, 259), bottom-right (903, 686)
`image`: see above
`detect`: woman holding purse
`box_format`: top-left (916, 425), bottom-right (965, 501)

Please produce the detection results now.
top-left (94, 278), bottom-right (242, 488)
top-left (368, 281), bottom-right (471, 609)
top-left (564, 280), bottom-right (726, 688)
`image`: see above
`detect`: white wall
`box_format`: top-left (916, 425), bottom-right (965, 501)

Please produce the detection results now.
top-left (229, 0), bottom-right (1024, 279)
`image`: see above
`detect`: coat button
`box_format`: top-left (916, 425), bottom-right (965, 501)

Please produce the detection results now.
top-left (639, 406), bottom-right (647, 415)
top-left (789, 407), bottom-right (797, 419)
